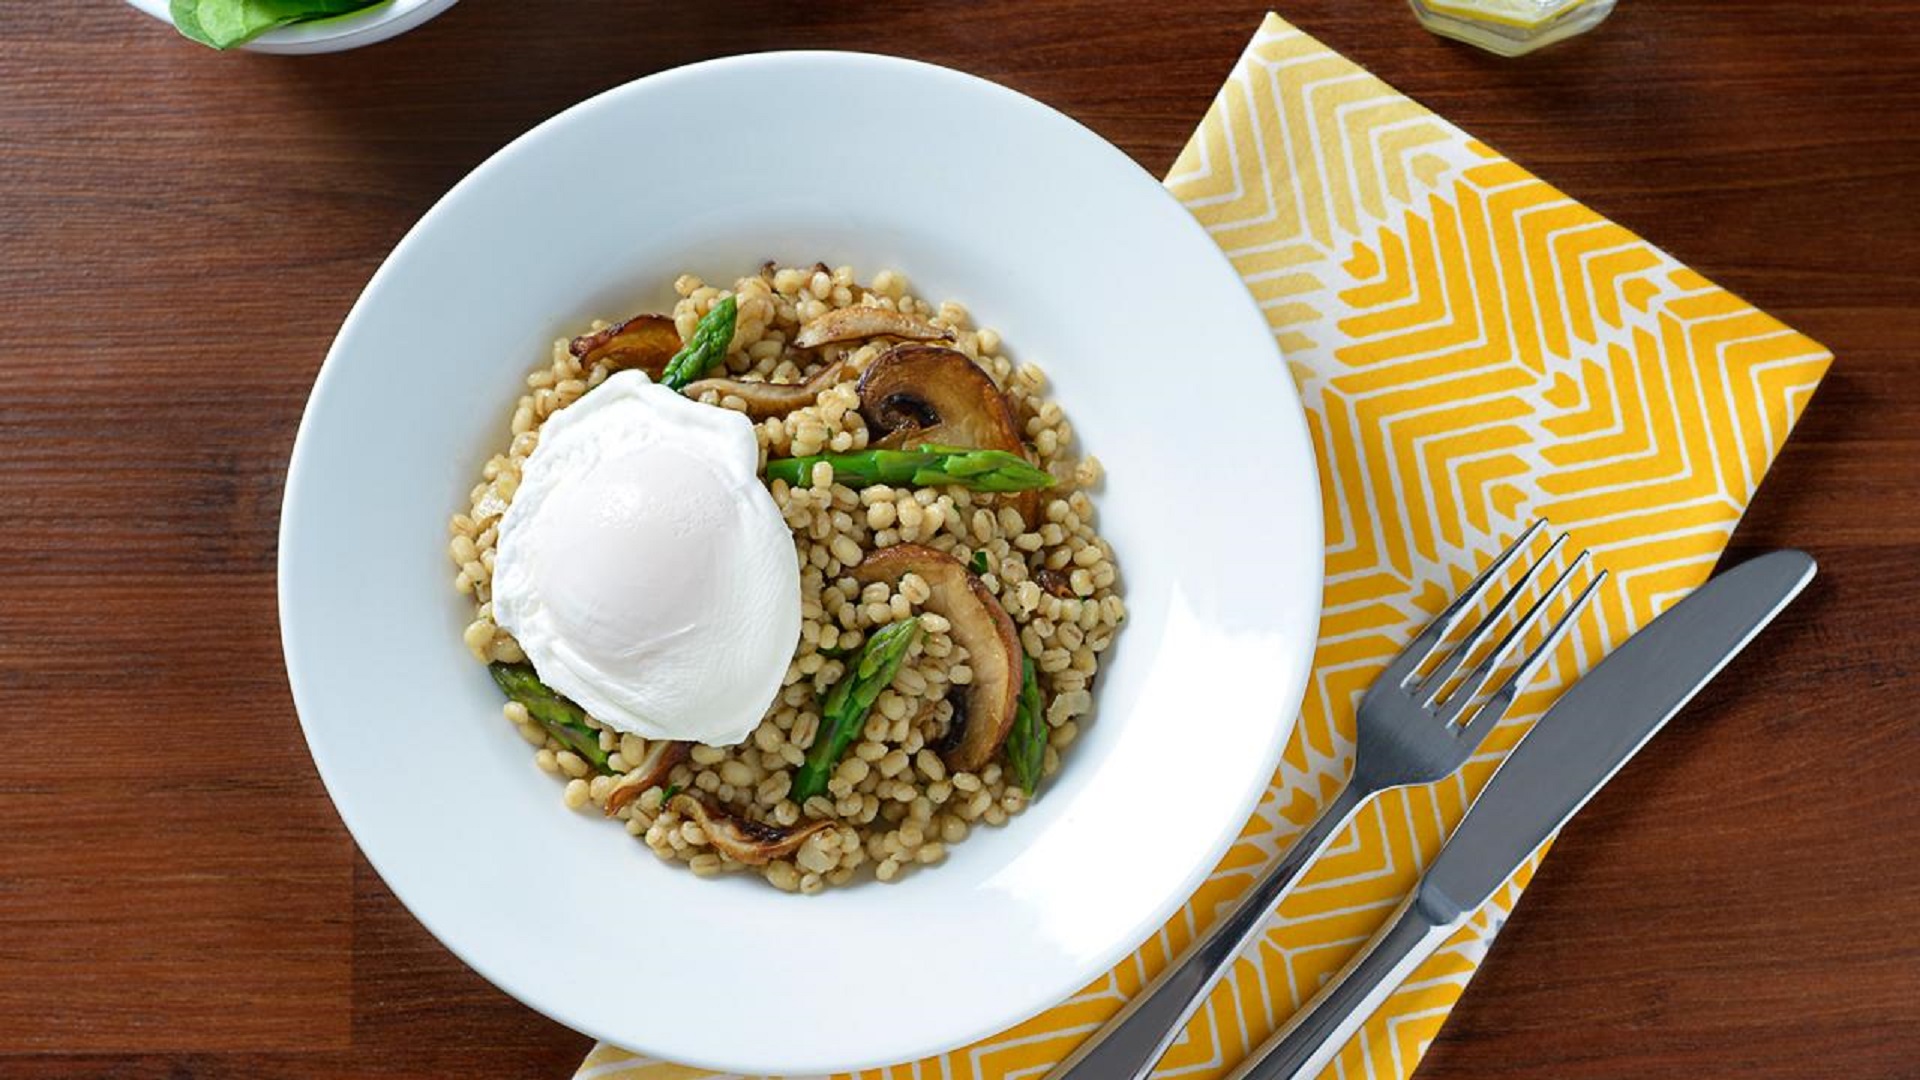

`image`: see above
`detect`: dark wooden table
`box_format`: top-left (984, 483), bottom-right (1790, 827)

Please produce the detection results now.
top-left (3, 2), bottom-right (1915, 1076)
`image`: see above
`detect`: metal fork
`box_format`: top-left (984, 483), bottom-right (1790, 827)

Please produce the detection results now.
top-left (1044, 521), bottom-right (1604, 1080)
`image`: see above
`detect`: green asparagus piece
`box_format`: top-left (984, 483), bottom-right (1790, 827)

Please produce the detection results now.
top-left (488, 663), bottom-right (611, 772)
top-left (790, 617), bottom-right (922, 804)
top-left (660, 296), bottom-right (737, 390)
top-left (1004, 656), bottom-right (1046, 795)
top-left (765, 444), bottom-right (1054, 493)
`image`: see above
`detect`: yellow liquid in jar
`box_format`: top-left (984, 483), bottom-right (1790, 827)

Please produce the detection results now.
top-left (1410, 0), bottom-right (1617, 55)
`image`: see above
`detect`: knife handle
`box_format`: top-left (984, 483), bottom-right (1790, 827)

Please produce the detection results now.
top-left (1044, 782), bottom-right (1371, 1080)
top-left (1227, 890), bottom-right (1464, 1080)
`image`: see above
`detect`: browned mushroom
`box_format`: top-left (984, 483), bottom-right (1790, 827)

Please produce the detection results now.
top-left (567, 313), bottom-right (682, 379)
top-left (680, 359), bottom-right (849, 420)
top-left (668, 793), bottom-right (834, 865)
top-left (601, 740), bottom-right (692, 816)
top-left (850, 544), bottom-right (1022, 772)
top-left (793, 306), bottom-right (956, 350)
top-left (857, 344), bottom-right (1018, 450)
top-left (856, 344), bottom-right (1042, 526)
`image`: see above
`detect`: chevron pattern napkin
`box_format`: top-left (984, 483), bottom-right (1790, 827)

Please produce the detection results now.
top-left (575, 13), bottom-right (1830, 1079)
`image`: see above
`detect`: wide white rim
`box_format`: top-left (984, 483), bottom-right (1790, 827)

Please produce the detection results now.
top-left (278, 50), bottom-right (1323, 1073)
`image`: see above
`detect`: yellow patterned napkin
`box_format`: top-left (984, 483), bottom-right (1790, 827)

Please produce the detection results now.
top-left (576, 14), bottom-right (1830, 1080)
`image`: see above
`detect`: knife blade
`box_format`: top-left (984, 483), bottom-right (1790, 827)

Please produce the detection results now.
top-left (1230, 548), bottom-right (1817, 1080)
top-left (1419, 547), bottom-right (1817, 921)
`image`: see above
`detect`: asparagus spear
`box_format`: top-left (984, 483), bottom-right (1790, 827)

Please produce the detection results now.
top-left (488, 663), bottom-right (611, 772)
top-left (790, 617), bottom-right (922, 803)
top-left (765, 444), bottom-right (1055, 493)
top-left (1004, 656), bottom-right (1046, 795)
top-left (660, 296), bottom-right (737, 390)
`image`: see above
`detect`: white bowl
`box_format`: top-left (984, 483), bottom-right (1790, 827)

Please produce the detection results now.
top-left (278, 52), bottom-right (1322, 1074)
top-left (125, 0), bottom-right (457, 53)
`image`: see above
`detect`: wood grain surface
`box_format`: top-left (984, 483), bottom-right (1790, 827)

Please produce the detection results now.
top-left (2, 1), bottom-right (1915, 1076)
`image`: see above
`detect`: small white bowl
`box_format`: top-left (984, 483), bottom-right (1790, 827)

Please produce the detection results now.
top-left (279, 51), bottom-right (1323, 1074)
top-left (125, 0), bottom-right (457, 53)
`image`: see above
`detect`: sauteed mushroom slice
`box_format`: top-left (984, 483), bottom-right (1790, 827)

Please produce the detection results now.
top-left (793, 306), bottom-right (955, 349)
top-left (682, 360), bottom-right (849, 420)
top-left (567, 314), bottom-right (682, 378)
top-left (850, 544), bottom-right (1022, 772)
top-left (857, 345), bottom-right (1020, 450)
top-left (602, 740), bottom-right (692, 816)
top-left (668, 793), bottom-right (834, 865)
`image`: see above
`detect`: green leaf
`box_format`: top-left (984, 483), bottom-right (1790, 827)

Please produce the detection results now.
top-left (171, 0), bottom-right (386, 50)
top-left (970, 550), bottom-right (990, 575)
top-left (170, 0), bottom-right (208, 42)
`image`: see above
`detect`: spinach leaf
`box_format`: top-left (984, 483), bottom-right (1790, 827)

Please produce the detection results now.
top-left (170, 0), bottom-right (389, 50)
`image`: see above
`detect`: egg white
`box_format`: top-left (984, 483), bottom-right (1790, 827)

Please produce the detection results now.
top-left (490, 371), bottom-right (800, 746)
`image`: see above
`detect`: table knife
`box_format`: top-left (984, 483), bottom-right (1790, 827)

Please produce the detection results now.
top-left (1228, 548), bottom-right (1817, 1080)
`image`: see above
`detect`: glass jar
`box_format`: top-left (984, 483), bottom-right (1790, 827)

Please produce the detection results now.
top-left (1409, 0), bottom-right (1617, 56)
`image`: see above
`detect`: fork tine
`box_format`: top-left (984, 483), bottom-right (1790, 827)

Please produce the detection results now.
top-left (1385, 521), bottom-right (1546, 691)
top-left (1458, 568), bottom-right (1608, 733)
top-left (1419, 531), bottom-right (1568, 707)
top-left (1436, 549), bottom-right (1594, 727)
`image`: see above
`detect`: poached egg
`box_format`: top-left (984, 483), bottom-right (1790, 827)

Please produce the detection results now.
top-left (490, 370), bottom-right (799, 746)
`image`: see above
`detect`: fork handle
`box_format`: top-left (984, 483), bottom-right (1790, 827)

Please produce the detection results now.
top-left (1226, 890), bottom-right (1464, 1080)
top-left (1044, 781), bottom-right (1371, 1080)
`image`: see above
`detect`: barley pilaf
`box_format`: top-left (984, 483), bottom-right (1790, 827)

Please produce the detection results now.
top-left (447, 263), bottom-right (1123, 891)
